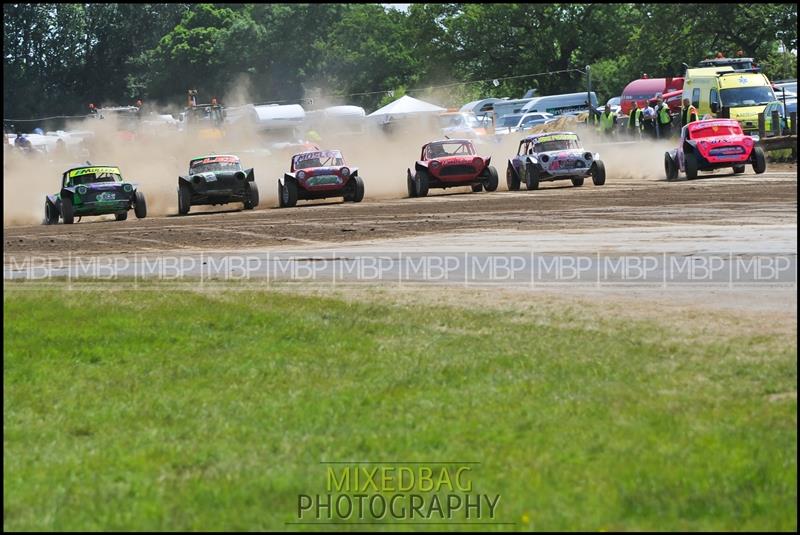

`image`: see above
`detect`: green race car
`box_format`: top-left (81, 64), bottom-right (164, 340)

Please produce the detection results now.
top-left (44, 164), bottom-right (147, 224)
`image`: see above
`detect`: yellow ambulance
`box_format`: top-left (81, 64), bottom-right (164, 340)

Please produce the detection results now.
top-left (682, 67), bottom-right (777, 134)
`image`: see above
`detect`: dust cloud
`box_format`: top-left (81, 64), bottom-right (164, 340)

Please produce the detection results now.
top-left (3, 107), bottom-right (674, 227)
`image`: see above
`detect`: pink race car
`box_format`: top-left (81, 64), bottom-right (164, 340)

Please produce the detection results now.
top-left (406, 139), bottom-right (498, 197)
top-left (278, 149), bottom-right (364, 207)
top-left (665, 119), bottom-right (766, 180)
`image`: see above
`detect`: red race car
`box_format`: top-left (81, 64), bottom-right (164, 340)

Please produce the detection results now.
top-left (664, 119), bottom-right (766, 180)
top-left (406, 139), bottom-right (498, 197)
top-left (278, 149), bottom-right (364, 207)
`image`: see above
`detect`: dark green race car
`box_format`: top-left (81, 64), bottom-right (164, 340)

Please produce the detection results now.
top-left (44, 164), bottom-right (147, 224)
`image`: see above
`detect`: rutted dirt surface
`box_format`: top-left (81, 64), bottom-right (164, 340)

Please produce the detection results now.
top-left (3, 166), bottom-right (796, 260)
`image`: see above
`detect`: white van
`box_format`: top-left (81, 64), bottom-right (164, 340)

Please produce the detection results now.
top-left (521, 92), bottom-right (598, 116)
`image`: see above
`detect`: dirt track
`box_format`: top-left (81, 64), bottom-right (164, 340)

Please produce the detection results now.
top-left (3, 164), bottom-right (796, 259)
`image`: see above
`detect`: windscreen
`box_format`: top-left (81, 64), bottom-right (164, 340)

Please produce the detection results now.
top-left (190, 156), bottom-right (241, 174)
top-left (720, 86), bottom-right (775, 107)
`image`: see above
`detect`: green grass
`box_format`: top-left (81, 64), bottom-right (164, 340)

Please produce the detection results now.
top-left (3, 286), bottom-right (797, 531)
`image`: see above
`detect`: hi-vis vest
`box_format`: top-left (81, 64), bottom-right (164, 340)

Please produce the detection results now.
top-left (628, 107), bottom-right (643, 128)
top-left (682, 105), bottom-right (698, 126)
top-left (657, 103), bottom-right (671, 124)
top-left (600, 112), bottom-right (615, 131)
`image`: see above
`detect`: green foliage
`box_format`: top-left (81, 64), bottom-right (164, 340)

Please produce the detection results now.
top-left (3, 3), bottom-right (798, 117)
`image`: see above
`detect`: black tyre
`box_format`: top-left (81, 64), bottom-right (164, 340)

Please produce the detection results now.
top-left (277, 181), bottom-right (285, 208)
top-left (684, 152), bottom-right (698, 180)
top-left (732, 165), bottom-right (746, 174)
top-left (665, 153), bottom-right (678, 180)
top-left (483, 165), bottom-right (499, 192)
top-left (281, 178), bottom-right (298, 207)
top-left (134, 191), bottom-right (147, 219)
top-left (347, 175), bottom-right (365, 202)
top-left (178, 183), bottom-right (192, 215)
top-left (115, 211), bottom-right (128, 221)
top-left (61, 197), bottom-right (75, 224)
top-left (406, 170), bottom-right (417, 198)
top-left (415, 169), bottom-right (429, 197)
top-left (44, 202), bottom-right (59, 225)
top-left (591, 160), bottom-right (606, 186)
top-left (506, 163), bottom-right (521, 191)
top-left (525, 162), bottom-right (539, 190)
top-left (244, 181), bottom-right (259, 209)
top-left (471, 183), bottom-right (483, 192)
top-left (571, 177), bottom-right (585, 187)
top-left (752, 146), bottom-right (766, 174)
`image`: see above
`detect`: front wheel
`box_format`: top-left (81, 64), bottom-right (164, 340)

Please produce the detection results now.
top-left (732, 164), bottom-right (746, 174)
top-left (346, 176), bottom-right (365, 202)
top-left (406, 170), bottom-right (417, 198)
top-left (244, 181), bottom-right (259, 209)
top-left (665, 153), bottom-right (678, 180)
top-left (571, 177), bottom-right (585, 187)
top-left (483, 165), bottom-right (499, 192)
top-left (525, 162), bottom-right (539, 190)
top-left (44, 202), bottom-right (59, 225)
top-left (134, 191), bottom-right (147, 219)
top-left (415, 170), bottom-right (429, 197)
top-left (178, 183), bottom-right (192, 215)
top-left (61, 197), bottom-right (75, 224)
top-left (281, 179), bottom-right (298, 207)
top-left (752, 146), bottom-right (766, 174)
top-left (471, 183), bottom-right (483, 192)
top-left (591, 160), bottom-right (606, 186)
top-left (115, 211), bottom-right (128, 221)
top-left (506, 164), bottom-right (521, 191)
top-left (684, 152), bottom-right (698, 180)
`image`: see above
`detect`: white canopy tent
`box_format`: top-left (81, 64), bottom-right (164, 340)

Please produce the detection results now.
top-left (367, 95), bottom-right (446, 123)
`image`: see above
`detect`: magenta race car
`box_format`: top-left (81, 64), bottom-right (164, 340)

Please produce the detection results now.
top-left (664, 119), bottom-right (766, 180)
top-left (406, 139), bottom-right (498, 197)
top-left (278, 149), bottom-right (364, 207)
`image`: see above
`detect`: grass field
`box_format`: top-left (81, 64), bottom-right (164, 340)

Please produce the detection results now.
top-left (3, 284), bottom-right (797, 531)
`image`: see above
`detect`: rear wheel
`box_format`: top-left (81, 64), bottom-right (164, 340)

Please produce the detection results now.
top-left (61, 197), bottom-right (75, 224)
top-left (115, 211), bottom-right (128, 221)
top-left (178, 183), bottom-right (192, 215)
top-left (406, 170), bottom-right (417, 198)
top-left (665, 153), bottom-right (678, 180)
top-left (506, 163), bottom-right (521, 191)
top-left (525, 162), bottom-right (539, 190)
top-left (44, 202), bottom-right (59, 225)
top-left (571, 177), bottom-right (585, 187)
top-left (134, 191), bottom-right (147, 219)
top-left (415, 170), bottom-right (429, 197)
top-left (244, 181), bottom-right (259, 209)
top-left (281, 179), bottom-right (298, 207)
top-left (591, 160), bottom-right (606, 186)
top-left (752, 146), bottom-right (766, 174)
top-left (684, 152), bottom-right (698, 180)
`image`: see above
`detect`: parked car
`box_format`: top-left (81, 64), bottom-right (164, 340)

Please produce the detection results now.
top-left (407, 139), bottom-right (498, 197)
top-left (506, 131), bottom-right (605, 191)
top-left (664, 119), bottom-right (766, 180)
top-left (278, 149), bottom-right (364, 207)
top-left (44, 164), bottom-right (146, 224)
top-left (494, 112), bottom-right (554, 135)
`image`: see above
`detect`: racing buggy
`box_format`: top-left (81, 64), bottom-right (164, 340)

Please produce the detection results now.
top-left (664, 119), bottom-right (766, 180)
top-left (178, 154), bottom-right (258, 214)
top-left (406, 139), bottom-right (498, 197)
top-left (507, 132), bottom-right (605, 191)
top-left (278, 149), bottom-right (364, 207)
top-left (44, 164), bottom-right (147, 224)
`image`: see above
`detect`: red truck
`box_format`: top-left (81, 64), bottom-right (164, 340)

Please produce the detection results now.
top-left (620, 76), bottom-right (684, 115)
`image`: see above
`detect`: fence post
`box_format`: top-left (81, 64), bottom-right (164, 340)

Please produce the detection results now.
top-left (771, 110), bottom-right (781, 137)
top-left (758, 112), bottom-right (765, 138)
top-left (791, 112), bottom-right (797, 135)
